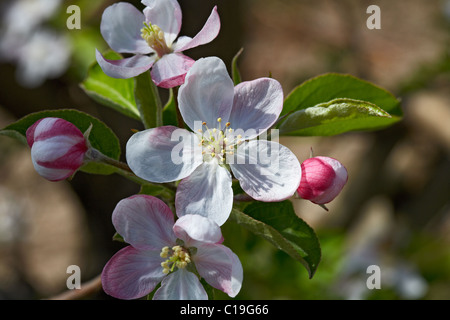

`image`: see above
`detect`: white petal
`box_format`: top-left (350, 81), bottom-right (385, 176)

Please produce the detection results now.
top-left (95, 49), bottom-right (155, 79)
top-left (178, 57), bottom-right (234, 132)
top-left (228, 78), bottom-right (283, 140)
top-left (126, 126), bottom-right (203, 183)
top-left (173, 214), bottom-right (223, 246)
top-left (100, 2), bottom-right (151, 54)
top-left (175, 159), bottom-right (233, 226)
top-left (153, 268), bottom-right (208, 300)
top-left (230, 140), bottom-right (301, 201)
top-left (112, 195), bottom-right (177, 250)
top-left (173, 6), bottom-right (220, 52)
top-left (194, 244), bottom-right (243, 298)
top-left (142, 0), bottom-right (182, 47)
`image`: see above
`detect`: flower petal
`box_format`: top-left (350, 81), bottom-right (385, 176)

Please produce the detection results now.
top-left (112, 195), bottom-right (177, 250)
top-left (100, 2), bottom-right (151, 54)
top-left (173, 214), bottom-right (223, 246)
top-left (126, 126), bottom-right (202, 183)
top-left (230, 140), bottom-right (301, 201)
top-left (142, 0), bottom-right (182, 47)
top-left (30, 159), bottom-right (73, 182)
top-left (228, 78), bottom-right (283, 140)
top-left (178, 57), bottom-right (234, 132)
top-left (153, 268), bottom-right (208, 300)
top-left (194, 244), bottom-right (243, 298)
top-left (95, 49), bottom-right (155, 79)
top-left (173, 6), bottom-right (220, 52)
top-left (101, 246), bottom-right (165, 300)
top-left (175, 159), bottom-right (233, 226)
top-left (151, 53), bottom-right (195, 89)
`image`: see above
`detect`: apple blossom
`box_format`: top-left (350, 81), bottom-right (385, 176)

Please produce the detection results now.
top-left (26, 117), bottom-right (88, 181)
top-left (297, 156), bottom-right (348, 205)
top-left (126, 57), bottom-right (302, 226)
top-left (101, 195), bottom-right (243, 300)
top-left (95, 0), bottom-right (220, 88)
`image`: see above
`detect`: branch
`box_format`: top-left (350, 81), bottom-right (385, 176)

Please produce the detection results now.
top-left (46, 274), bottom-right (103, 300)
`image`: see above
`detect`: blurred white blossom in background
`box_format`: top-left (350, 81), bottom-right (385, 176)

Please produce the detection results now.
top-left (0, 0), bottom-right (71, 88)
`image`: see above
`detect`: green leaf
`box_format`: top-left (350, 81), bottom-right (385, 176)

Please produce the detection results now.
top-left (134, 71), bottom-right (163, 129)
top-left (230, 201), bottom-right (321, 278)
top-left (231, 48), bottom-right (244, 85)
top-left (282, 73), bottom-right (402, 117)
top-left (279, 98), bottom-right (400, 136)
top-left (80, 51), bottom-right (140, 120)
top-left (0, 109), bottom-right (121, 175)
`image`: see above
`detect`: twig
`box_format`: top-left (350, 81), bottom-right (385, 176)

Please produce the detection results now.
top-left (46, 274), bottom-right (103, 300)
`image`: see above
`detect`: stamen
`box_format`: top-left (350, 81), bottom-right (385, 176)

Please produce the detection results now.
top-left (160, 245), bottom-right (192, 274)
top-left (141, 22), bottom-right (171, 57)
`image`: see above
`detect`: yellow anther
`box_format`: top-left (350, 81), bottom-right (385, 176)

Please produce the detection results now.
top-left (228, 128), bottom-right (233, 133)
top-left (211, 152), bottom-right (216, 157)
top-left (217, 118), bottom-right (222, 123)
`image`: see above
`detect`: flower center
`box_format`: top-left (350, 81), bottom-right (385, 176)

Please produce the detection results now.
top-left (141, 22), bottom-right (171, 57)
top-left (196, 118), bottom-right (243, 164)
top-left (160, 245), bottom-right (191, 274)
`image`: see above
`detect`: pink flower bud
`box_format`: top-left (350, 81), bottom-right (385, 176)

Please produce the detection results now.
top-left (26, 117), bottom-right (88, 181)
top-left (297, 156), bottom-right (348, 205)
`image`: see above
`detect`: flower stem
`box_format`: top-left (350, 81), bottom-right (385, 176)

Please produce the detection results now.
top-left (85, 148), bottom-right (176, 192)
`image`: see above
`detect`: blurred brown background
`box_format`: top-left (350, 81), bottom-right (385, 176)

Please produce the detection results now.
top-left (0, 0), bottom-right (449, 299)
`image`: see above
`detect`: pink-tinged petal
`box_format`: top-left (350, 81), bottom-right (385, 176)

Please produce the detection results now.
top-left (26, 118), bottom-right (84, 147)
top-left (142, 0), bottom-right (182, 47)
top-left (112, 195), bottom-right (177, 250)
top-left (171, 36), bottom-right (192, 52)
top-left (228, 78), bottom-right (283, 140)
top-left (230, 140), bottom-right (301, 202)
top-left (178, 57), bottom-right (234, 132)
top-left (102, 246), bottom-right (165, 300)
top-left (96, 49), bottom-right (155, 79)
top-left (26, 118), bottom-right (88, 181)
top-left (126, 126), bottom-right (202, 183)
top-left (194, 244), bottom-right (243, 298)
top-left (30, 160), bottom-right (73, 182)
top-left (173, 214), bottom-right (223, 247)
top-left (175, 159), bottom-right (233, 226)
top-left (153, 268), bottom-right (208, 300)
top-left (151, 53), bottom-right (194, 88)
top-left (174, 6), bottom-right (220, 52)
top-left (100, 2), bottom-right (151, 54)
top-left (297, 156), bottom-right (348, 204)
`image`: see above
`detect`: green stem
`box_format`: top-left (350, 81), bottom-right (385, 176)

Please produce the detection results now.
top-left (85, 148), bottom-right (176, 192)
top-left (134, 72), bottom-right (163, 129)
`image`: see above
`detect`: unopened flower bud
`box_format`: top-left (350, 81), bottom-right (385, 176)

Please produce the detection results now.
top-left (26, 117), bottom-right (89, 181)
top-left (297, 156), bottom-right (348, 205)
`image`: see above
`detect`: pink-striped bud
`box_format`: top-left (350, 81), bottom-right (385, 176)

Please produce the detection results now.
top-left (26, 117), bottom-right (89, 181)
top-left (297, 156), bottom-right (348, 205)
